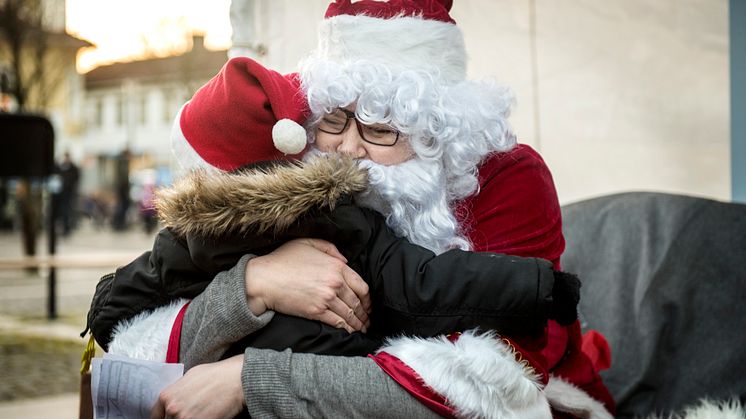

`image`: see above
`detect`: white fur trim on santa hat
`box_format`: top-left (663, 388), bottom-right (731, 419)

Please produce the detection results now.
top-left (316, 14), bottom-right (467, 84)
top-left (170, 103), bottom-right (222, 176)
top-left (108, 298), bottom-right (189, 362)
top-left (272, 118), bottom-right (307, 155)
top-left (378, 330), bottom-right (551, 419)
top-left (544, 376), bottom-right (613, 419)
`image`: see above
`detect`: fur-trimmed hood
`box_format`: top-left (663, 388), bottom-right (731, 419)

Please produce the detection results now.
top-left (155, 155), bottom-right (368, 238)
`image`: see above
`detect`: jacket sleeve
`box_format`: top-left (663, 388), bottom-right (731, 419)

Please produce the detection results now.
top-left (180, 223), bottom-right (385, 358)
top-left (89, 219), bottom-right (382, 357)
top-left (86, 228), bottom-right (211, 350)
top-left (225, 313), bottom-right (382, 358)
top-left (104, 255), bottom-right (275, 365)
top-left (360, 208), bottom-right (557, 338)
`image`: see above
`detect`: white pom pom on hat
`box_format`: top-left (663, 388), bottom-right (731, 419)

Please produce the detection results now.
top-left (172, 57), bottom-right (309, 172)
top-left (272, 118), bottom-right (307, 155)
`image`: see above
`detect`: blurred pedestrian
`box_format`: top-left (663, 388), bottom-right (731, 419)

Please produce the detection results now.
top-left (112, 149), bottom-right (131, 231)
top-left (0, 180), bottom-right (11, 230)
top-left (138, 170), bottom-right (158, 234)
top-left (15, 179), bottom-right (40, 274)
top-left (56, 151), bottom-right (80, 236)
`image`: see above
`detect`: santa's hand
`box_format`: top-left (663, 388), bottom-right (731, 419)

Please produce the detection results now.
top-left (244, 238), bottom-right (371, 333)
top-left (550, 270), bottom-right (581, 325)
top-left (150, 355), bottom-right (244, 419)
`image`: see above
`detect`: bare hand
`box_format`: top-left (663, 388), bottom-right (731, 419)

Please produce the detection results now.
top-left (150, 355), bottom-right (244, 419)
top-left (244, 238), bottom-right (371, 333)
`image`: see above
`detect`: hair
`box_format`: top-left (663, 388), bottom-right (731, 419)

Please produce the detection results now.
top-left (356, 156), bottom-right (470, 254)
top-left (299, 57), bottom-right (518, 203)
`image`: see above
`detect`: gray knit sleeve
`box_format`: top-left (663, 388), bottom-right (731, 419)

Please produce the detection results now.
top-left (179, 254), bottom-right (274, 370)
top-left (242, 347), bottom-right (440, 419)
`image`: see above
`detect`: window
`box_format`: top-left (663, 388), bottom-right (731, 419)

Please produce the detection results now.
top-left (140, 93), bottom-right (148, 125)
top-left (96, 99), bottom-right (103, 127)
top-left (162, 88), bottom-right (173, 123)
top-left (92, 98), bottom-right (103, 128)
top-left (116, 95), bottom-right (124, 126)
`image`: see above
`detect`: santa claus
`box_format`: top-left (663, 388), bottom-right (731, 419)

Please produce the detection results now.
top-left (93, 1), bottom-right (616, 418)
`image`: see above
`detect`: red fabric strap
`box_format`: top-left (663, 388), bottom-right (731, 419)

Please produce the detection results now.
top-left (368, 352), bottom-right (456, 418)
top-left (166, 302), bottom-right (191, 364)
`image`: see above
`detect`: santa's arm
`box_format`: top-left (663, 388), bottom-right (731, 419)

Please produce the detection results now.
top-left (238, 332), bottom-right (552, 419)
top-left (241, 348), bottom-right (441, 418)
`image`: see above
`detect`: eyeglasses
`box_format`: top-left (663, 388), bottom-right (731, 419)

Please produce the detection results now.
top-left (317, 108), bottom-right (401, 147)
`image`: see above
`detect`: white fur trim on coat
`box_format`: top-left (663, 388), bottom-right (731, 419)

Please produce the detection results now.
top-left (649, 399), bottom-right (745, 419)
top-left (108, 299), bottom-right (189, 362)
top-left (316, 14), bottom-right (467, 84)
top-left (544, 376), bottom-right (613, 419)
top-left (377, 330), bottom-right (552, 419)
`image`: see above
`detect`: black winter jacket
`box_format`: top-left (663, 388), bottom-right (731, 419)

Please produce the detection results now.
top-left (87, 156), bottom-right (578, 356)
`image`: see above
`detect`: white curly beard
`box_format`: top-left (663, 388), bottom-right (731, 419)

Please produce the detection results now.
top-left (304, 148), bottom-right (470, 255)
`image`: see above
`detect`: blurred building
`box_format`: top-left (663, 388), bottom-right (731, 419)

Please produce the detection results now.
top-left (0, 0), bottom-right (90, 230)
top-left (0, 0), bottom-right (90, 143)
top-left (78, 35), bottom-right (228, 194)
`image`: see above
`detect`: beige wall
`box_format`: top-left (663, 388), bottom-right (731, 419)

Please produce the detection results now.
top-left (247, 0), bottom-right (730, 204)
top-left (455, 0), bottom-right (730, 204)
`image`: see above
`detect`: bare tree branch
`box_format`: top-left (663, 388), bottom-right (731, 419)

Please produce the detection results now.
top-left (0, 0), bottom-right (65, 112)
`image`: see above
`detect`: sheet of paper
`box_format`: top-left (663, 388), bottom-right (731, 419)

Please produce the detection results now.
top-left (91, 357), bottom-right (102, 412)
top-left (91, 354), bottom-right (184, 419)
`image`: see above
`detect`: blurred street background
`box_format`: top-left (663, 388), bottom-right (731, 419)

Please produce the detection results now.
top-left (0, 224), bottom-right (154, 418)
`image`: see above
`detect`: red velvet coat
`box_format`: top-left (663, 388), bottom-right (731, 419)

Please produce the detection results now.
top-left (457, 144), bottom-right (615, 414)
top-left (374, 144), bottom-right (615, 417)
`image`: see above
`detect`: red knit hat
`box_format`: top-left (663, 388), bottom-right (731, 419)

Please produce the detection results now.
top-left (172, 57), bottom-right (309, 172)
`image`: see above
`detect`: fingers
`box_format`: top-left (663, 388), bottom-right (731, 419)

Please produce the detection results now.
top-left (261, 238), bottom-right (373, 332)
top-left (336, 287), bottom-right (369, 330)
top-left (150, 394), bottom-right (165, 419)
top-left (340, 265), bottom-right (372, 315)
top-left (149, 358), bottom-right (245, 419)
top-left (302, 239), bottom-right (370, 329)
top-left (304, 238), bottom-right (348, 263)
top-left (327, 296), bottom-right (366, 332)
top-left (316, 309), bottom-right (356, 334)
top-left (336, 267), bottom-right (370, 328)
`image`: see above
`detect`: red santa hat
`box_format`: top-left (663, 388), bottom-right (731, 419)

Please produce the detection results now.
top-left (171, 57), bottom-right (309, 172)
top-left (315, 0), bottom-right (466, 84)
